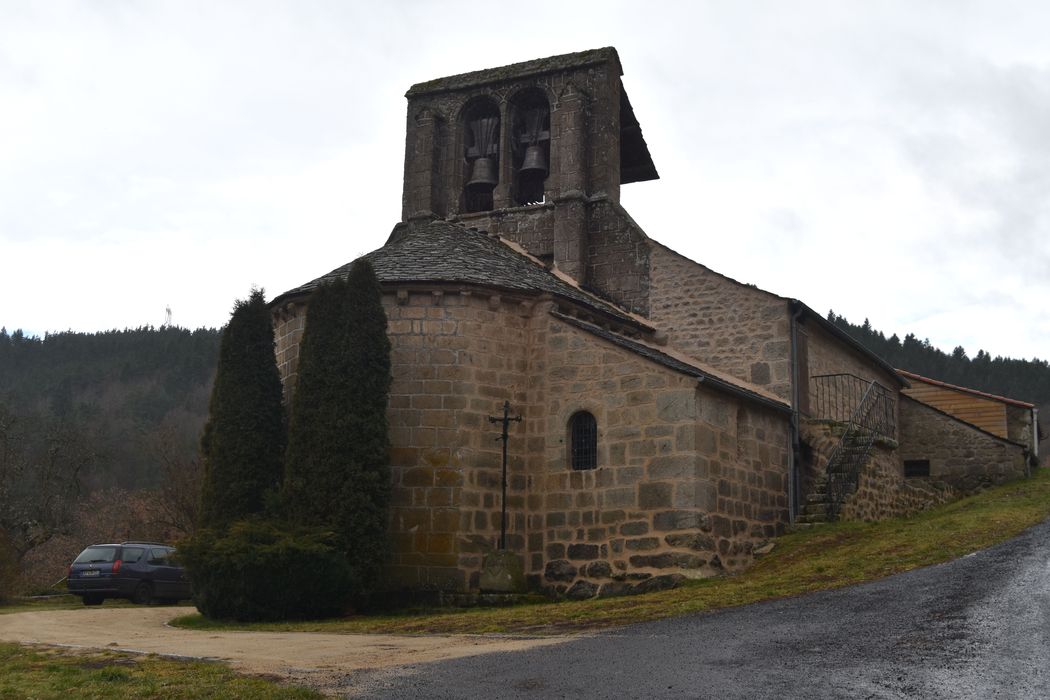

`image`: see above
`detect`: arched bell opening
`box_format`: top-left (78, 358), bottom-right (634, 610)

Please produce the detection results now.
top-left (461, 97), bottom-right (501, 213)
top-left (510, 89), bottom-right (550, 206)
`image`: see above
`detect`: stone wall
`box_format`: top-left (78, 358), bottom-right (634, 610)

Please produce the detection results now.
top-left (840, 446), bottom-right (954, 521)
top-left (451, 198), bottom-right (651, 316)
top-left (584, 199), bottom-right (651, 316)
top-left (274, 289), bottom-right (793, 596)
top-left (276, 287), bottom-right (537, 592)
top-left (384, 289), bottom-right (537, 591)
top-left (899, 396), bottom-right (1028, 492)
top-left (1006, 404), bottom-right (1035, 453)
top-left (803, 321), bottom-right (900, 397)
top-left (273, 302), bottom-right (306, 401)
top-left (800, 421), bottom-right (953, 521)
top-left (402, 55), bottom-right (623, 223)
top-left (535, 314), bottom-right (791, 598)
top-left (648, 243), bottom-right (792, 400)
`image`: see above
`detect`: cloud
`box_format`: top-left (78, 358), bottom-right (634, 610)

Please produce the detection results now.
top-left (2, 0), bottom-right (1050, 363)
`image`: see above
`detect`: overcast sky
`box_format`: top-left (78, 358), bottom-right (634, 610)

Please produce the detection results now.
top-left (3, 1), bottom-right (1049, 362)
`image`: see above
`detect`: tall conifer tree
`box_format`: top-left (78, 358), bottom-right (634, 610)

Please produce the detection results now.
top-left (198, 289), bottom-right (286, 529)
top-left (284, 259), bottom-right (391, 592)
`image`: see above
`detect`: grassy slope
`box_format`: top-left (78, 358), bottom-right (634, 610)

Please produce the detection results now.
top-left (169, 468), bottom-right (1050, 635)
top-left (0, 643), bottom-right (321, 699)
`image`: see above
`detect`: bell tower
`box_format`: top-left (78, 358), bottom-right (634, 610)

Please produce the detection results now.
top-left (400, 48), bottom-right (657, 299)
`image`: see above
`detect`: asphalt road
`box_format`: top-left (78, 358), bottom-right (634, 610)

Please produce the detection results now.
top-left (346, 519), bottom-right (1050, 699)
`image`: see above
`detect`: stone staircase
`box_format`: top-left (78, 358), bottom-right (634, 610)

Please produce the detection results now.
top-left (796, 473), bottom-right (831, 525)
top-left (796, 427), bottom-right (879, 526)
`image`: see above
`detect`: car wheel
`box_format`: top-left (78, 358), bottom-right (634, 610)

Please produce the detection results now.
top-left (132, 582), bottom-right (154, 605)
top-left (82, 595), bottom-right (104, 606)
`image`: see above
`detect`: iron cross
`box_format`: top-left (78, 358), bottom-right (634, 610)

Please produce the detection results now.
top-left (489, 400), bottom-right (522, 550)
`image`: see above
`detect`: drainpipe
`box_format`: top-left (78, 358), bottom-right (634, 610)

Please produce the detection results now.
top-left (1031, 407), bottom-right (1040, 477)
top-left (788, 301), bottom-right (805, 523)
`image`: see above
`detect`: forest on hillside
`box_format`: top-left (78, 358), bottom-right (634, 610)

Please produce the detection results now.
top-left (0, 325), bottom-right (221, 595)
top-left (0, 326), bottom-right (220, 491)
top-left (827, 312), bottom-right (1050, 405)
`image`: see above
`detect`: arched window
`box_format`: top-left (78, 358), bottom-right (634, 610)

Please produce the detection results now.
top-left (510, 89), bottom-right (550, 206)
top-left (569, 411), bottom-right (597, 470)
top-left (462, 98), bottom-right (500, 213)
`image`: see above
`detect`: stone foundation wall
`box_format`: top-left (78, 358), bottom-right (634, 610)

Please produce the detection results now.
top-left (648, 243), bottom-right (792, 401)
top-left (801, 421), bottom-right (953, 521)
top-left (899, 396), bottom-right (1028, 493)
top-left (840, 446), bottom-right (954, 521)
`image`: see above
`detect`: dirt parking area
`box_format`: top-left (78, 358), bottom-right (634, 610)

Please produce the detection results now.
top-left (0, 607), bottom-right (573, 694)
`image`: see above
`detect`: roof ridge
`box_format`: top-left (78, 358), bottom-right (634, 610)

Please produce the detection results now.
top-left (406, 47), bottom-right (620, 97)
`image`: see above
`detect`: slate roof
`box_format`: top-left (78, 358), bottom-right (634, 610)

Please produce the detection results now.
top-left (271, 219), bottom-right (648, 328)
top-left (406, 48), bottom-right (621, 97)
top-left (552, 311), bottom-right (791, 413)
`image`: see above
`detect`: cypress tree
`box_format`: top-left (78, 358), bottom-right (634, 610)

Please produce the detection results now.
top-left (198, 289), bottom-right (286, 529)
top-left (284, 259), bottom-right (391, 592)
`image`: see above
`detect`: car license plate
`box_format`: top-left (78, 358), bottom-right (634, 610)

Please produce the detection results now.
top-left (82, 570), bottom-right (100, 577)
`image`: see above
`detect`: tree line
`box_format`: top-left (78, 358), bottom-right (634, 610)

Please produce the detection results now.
top-left (827, 311), bottom-right (1049, 451)
top-left (0, 325), bottom-right (220, 490)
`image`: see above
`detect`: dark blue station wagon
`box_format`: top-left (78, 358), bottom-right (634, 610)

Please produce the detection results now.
top-left (67, 542), bottom-right (191, 606)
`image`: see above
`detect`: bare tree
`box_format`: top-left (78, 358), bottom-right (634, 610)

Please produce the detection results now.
top-left (0, 403), bottom-right (97, 564)
top-left (144, 418), bottom-right (203, 536)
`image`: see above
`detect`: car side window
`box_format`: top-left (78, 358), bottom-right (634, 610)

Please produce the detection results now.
top-left (147, 548), bottom-right (168, 565)
top-left (122, 547), bottom-right (145, 563)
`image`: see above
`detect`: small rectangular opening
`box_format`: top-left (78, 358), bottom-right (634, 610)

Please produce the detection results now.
top-left (904, 459), bottom-right (931, 478)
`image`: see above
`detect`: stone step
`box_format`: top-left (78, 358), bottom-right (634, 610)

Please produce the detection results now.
top-left (801, 503), bottom-right (828, 516)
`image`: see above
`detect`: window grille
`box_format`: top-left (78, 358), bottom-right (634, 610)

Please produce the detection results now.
top-left (570, 411), bottom-right (597, 470)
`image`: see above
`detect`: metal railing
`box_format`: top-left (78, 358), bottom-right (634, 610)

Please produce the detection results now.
top-left (824, 380), bottom-right (883, 520)
top-left (810, 373), bottom-right (897, 440)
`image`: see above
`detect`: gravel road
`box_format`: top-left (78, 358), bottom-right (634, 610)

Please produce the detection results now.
top-left (0, 607), bottom-right (571, 693)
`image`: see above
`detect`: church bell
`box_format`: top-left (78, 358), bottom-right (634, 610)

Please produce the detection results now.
top-left (467, 156), bottom-right (498, 190)
top-left (519, 144), bottom-right (548, 176)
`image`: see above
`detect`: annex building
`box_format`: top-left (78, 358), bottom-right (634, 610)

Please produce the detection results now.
top-left (271, 48), bottom-right (1038, 598)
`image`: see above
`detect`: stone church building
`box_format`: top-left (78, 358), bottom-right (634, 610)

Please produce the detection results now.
top-left (270, 48), bottom-right (1034, 597)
